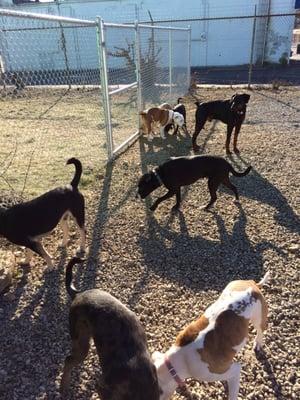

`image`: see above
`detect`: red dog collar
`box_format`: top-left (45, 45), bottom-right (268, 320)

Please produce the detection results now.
top-left (164, 356), bottom-right (186, 387)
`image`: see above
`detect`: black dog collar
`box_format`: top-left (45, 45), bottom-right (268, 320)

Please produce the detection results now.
top-left (152, 169), bottom-right (164, 186)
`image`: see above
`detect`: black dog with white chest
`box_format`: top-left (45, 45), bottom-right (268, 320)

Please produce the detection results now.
top-left (61, 257), bottom-right (160, 400)
top-left (165, 98), bottom-right (188, 136)
top-left (137, 155), bottom-right (251, 211)
top-left (0, 158), bottom-right (85, 268)
top-left (192, 93), bottom-right (250, 154)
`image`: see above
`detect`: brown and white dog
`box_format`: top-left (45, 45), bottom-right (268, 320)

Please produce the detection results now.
top-left (152, 272), bottom-right (270, 400)
top-left (139, 107), bottom-right (184, 139)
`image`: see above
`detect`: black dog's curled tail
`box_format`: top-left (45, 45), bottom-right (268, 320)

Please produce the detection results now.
top-left (65, 257), bottom-right (84, 300)
top-left (66, 158), bottom-right (82, 189)
top-left (230, 165), bottom-right (252, 177)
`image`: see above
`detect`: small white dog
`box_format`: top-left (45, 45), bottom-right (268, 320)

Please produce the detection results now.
top-left (153, 272), bottom-right (270, 400)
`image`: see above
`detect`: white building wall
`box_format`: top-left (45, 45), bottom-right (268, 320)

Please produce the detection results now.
top-left (0, 0), bottom-right (296, 72)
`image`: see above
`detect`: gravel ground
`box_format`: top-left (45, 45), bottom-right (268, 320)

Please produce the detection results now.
top-left (0, 87), bottom-right (299, 400)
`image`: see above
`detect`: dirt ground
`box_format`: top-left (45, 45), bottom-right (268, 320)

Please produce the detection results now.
top-left (0, 86), bottom-right (299, 400)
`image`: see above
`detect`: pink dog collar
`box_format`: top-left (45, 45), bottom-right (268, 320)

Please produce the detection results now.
top-left (164, 356), bottom-right (186, 388)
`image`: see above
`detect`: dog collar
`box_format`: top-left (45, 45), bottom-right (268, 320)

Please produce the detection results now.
top-left (152, 169), bottom-right (164, 186)
top-left (164, 356), bottom-right (186, 388)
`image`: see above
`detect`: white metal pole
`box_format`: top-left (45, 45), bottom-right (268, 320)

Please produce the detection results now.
top-left (96, 17), bottom-right (114, 159)
top-left (187, 25), bottom-right (192, 89)
top-left (248, 6), bottom-right (257, 89)
top-left (135, 21), bottom-right (143, 111)
top-left (169, 30), bottom-right (172, 97)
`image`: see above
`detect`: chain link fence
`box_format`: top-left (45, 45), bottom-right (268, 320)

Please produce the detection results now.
top-left (0, 11), bottom-right (103, 200)
top-left (0, 9), bottom-right (191, 199)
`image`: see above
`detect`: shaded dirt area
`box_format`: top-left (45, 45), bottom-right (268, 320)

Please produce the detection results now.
top-left (0, 86), bottom-right (299, 400)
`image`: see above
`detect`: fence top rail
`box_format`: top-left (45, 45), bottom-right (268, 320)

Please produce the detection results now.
top-left (138, 12), bottom-right (298, 25)
top-left (103, 22), bottom-right (135, 28)
top-left (103, 22), bottom-right (190, 31)
top-left (0, 8), bottom-right (96, 26)
top-left (137, 23), bottom-right (190, 31)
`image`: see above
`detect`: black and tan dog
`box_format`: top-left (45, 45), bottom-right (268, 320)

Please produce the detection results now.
top-left (61, 258), bottom-right (160, 400)
top-left (192, 93), bottom-right (250, 154)
top-left (137, 155), bottom-right (251, 211)
top-left (0, 158), bottom-right (85, 268)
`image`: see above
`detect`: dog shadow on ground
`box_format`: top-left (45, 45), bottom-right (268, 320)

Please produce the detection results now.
top-left (227, 154), bottom-right (300, 235)
top-left (0, 247), bottom-right (75, 398)
top-left (134, 203), bottom-right (283, 304)
top-left (255, 349), bottom-right (284, 399)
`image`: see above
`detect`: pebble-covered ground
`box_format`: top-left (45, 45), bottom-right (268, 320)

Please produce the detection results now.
top-left (0, 87), bottom-right (299, 400)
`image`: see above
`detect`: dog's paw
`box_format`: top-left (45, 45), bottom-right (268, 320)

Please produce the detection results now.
top-left (233, 147), bottom-right (240, 154)
top-left (171, 205), bottom-right (180, 213)
top-left (149, 205), bottom-right (156, 212)
top-left (193, 145), bottom-right (200, 153)
top-left (226, 149), bottom-right (232, 155)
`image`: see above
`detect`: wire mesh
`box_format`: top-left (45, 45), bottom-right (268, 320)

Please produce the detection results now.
top-left (0, 14), bottom-right (105, 198)
top-left (104, 24), bottom-right (138, 151)
top-left (138, 25), bottom-right (190, 109)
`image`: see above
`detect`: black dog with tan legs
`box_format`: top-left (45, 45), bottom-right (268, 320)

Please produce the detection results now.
top-left (193, 93), bottom-right (250, 154)
top-left (61, 258), bottom-right (160, 400)
top-left (137, 155), bottom-right (251, 212)
top-left (0, 158), bottom-right (85, 268)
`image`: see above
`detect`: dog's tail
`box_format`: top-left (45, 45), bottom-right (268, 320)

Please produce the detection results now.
top-left (257, 271), bottom-right (271, 289)
top-left (177, 97), bottom-right (183, 104)
top-left (65, 257), bottom-right (84, 300)
top-left (229, 165), bottom-right (252, 177)
top-left (67, 158), bottom-right (82, 189)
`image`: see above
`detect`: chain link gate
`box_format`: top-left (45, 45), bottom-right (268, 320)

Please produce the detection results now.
top-left (97, 20), bottom-right (191, 160)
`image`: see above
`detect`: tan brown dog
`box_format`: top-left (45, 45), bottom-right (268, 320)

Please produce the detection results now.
top-left (139, 108), bottom-right (184, 139)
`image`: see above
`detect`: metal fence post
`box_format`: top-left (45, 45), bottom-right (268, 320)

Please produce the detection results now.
top-left (96, 17), bottom-right (114, 160)
top-left (248, 6), bottom-right (257, 89)
top-left (187, 25), bottom-right (192, 89)
top-left (135, 21), bottom-right (142, 111)
top-left (169, 29), bottom-right (172, 97)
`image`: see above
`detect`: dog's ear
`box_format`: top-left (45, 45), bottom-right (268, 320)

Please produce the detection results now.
top-left (243, 93), bottom-right (250, 103)
top-left (230, 94), bottom-right (237, 103)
